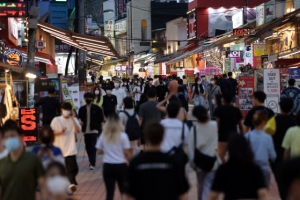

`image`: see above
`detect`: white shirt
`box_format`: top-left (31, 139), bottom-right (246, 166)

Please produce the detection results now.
top-left (132, 86), bottom-right (144, 101)
top-left (95, 132), bottom-right (130, 164)
top-left (51, 116), bottom-right (81, 157)
top-left (112, 88), bottom-right (127, 110)
top-left (160, 118), bottom-right (189, 153)
top-left (118, 108), bottom-right (138, 125)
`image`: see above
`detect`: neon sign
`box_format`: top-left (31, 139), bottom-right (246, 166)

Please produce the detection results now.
top-left (0, 3), bottom-right (27, 17)
top-left (19, 108), bottom-right (38, 142)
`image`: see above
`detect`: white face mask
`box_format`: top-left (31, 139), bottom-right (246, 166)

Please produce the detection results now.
top-left (62, 110), bottom-right (70, 117)
top-left (106, 90), bottom-right (112, 95)
top-left (210, 81), bottom-right (215, 84)
top-left (137, 83), bottom-right (141, 86)
top-left (46, 176), bottom-right (70, 195)
top-left (212, 99), bottom-right (215, 105)
top-left (197, 81), bottom-right (202, 85)
top-left (114, 83), bottom-right (120, 88)
top-left (95, 90), bottom-right (100, 95)
top-left (149, 81), bottom-right (153, 84)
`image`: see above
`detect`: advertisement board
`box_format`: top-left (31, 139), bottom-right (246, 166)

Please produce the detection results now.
top-left (252, 44), bottom-right (266, 69)
top-left (187, 11), bottom-right (196, 39)
top-left (264, 68), bottom-right (280, 113)
top-left (238, 76), bottom-right (254, 117)
top-left (19, 108), bottom-right (38, 142)
top-left (232, 11), bottom-right (244, 28)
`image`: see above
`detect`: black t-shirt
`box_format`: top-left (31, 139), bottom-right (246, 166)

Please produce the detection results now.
top-left (156, 85), bottom-right (168, 100)
top-left (244, 106), bottom-right (275, 130)
top-left (214, 105), bottom-right (243, 142)
top-left (127, 151), bottom-right (189, 200)
top-left (102, 95), bottom-right (117, 113)
top-left (211, 162), bottom-right (266, 200)
top-left (219, 79), bottom-right (233, 94)
top-left (34, 96), bottom-right (60, 123)
top-left (228, 78), bottom-right (238, 95)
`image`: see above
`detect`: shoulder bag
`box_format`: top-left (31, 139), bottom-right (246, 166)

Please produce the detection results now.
top-left (193, 126), bottom-right (216, 171)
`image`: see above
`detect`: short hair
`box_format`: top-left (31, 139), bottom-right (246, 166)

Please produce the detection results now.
top-left (228, 134), bottom-right (253, 166)
top-left (123, 97), bottom-right (134, 109)
top-left (172, 74), bottom-right (177, 79)
top-left (222, 92), bottom-right (233, 104)
top-left (288, 78), bottom-right (296, 86)
top-left (46, 161), bottom-right (67, 176)
top-left (48, 87), bottom-right (56, 94)
top-left (228, 72), bottom-right (233, 77)
top-left (297, 111), bottom-right (300, 126)
top-left (178, 79), bottom-right (183, 85)
top-left (193, 106), bottom-right (209, 122)
top-left (279, 98), bottom-right (294, 113)
top-left (144, 121), bottom-right (164, 146)
top-left (84, 92), bottom-right (94, 99)
top-left (253, 91), bottom-right (266, 103)
top-left (106, 86), bottom-right (113, 90)
top-left (252, 110), bottom-right (268, 127)
top-left (223, 74), bottom-right (227, 78)
top-left (167, 101), bottom-right (180, 118)
top-left (182, 75), bottom-right (186, 79)
top-left (154, 75), bottom-right (158, 79)
top-left (61, 102), bottom-right (72, 110)
top-left (201, 75), bottom-right (205, 78)
top-left (39, 126), bottom-right (55, 145)
top-left (147, 88), bottom-right (157, 98)
top-left (2, 119), bottom-right (22, 136)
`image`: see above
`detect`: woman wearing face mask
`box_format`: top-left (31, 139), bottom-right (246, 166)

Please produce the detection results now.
top-left (192, 77), bottom-right (208, 107)
top-left (132, 80), bottom-right (144, 106)
top-left (207, 77), bottom-right (222, 119)
top-left (45, 162), bottom-right (74, 200)
top-left (121, 79), bottom-right (132, 97)
top-left (90, 86), bottom-right (104, 108)
top-left (96, 113), bottom-right (131, 200)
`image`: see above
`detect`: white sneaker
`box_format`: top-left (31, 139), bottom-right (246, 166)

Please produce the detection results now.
top-left (89, 165), bottom-right (95, 170)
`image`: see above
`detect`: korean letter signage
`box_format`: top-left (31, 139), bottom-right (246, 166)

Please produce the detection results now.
top-left (233, 28), bottom-right (251, 36)
top-left (187, 11), bottom-right (196, 40)
top-left (227, 50), bottom-right (243, 58)
top-left (3, 49), bottom-right (23, 66)
top-left (232, 11), bottom-right (244, 28)
top-left (0, 2), bottom-right (27, 17)
top-left (104, 20), bottom-right (115, 46)
top-left (238, 76), bottom-right (254, 117)
top-left (252, 44), bottom-right (266, 69)
top-left (115, 19), bottom-right (126, 35)
top-left (19, 108), bottom-right (38, 142)
top-left (264, 68), bottom-right (280, 113)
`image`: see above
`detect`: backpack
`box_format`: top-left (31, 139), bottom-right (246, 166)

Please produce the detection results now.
top-left (121, 111), bottom-right (141, 141)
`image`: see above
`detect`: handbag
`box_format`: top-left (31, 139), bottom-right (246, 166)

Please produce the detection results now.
top-left (167, 122), bottom-right (188, 166)
top-left (264, 116), bottom-right (276, 135)
top-left (193, 126), bottom-right (216, 171)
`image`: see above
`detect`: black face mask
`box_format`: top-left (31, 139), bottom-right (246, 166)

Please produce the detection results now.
top-left (41, 136), bottom-right (51, 146)
top-left (85, 99), bottom-right (92, 104)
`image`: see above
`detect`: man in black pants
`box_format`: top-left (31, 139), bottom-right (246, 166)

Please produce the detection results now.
top-left (78, 92), bottom-right (104, 170)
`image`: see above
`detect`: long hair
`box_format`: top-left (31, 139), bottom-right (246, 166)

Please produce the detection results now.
top-left (194, 77), bottom-right (204, 95)
top-left (93, 86), bottom-right (102, 103)
top-left (102, 113), bottom-right (124, 143)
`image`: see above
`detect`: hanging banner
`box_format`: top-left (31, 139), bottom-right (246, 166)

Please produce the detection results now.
top-left (19, 108), bottom-right (38, 142)
top-left (68, 86), bottom-right (80, 113)
top-left (61, 79), bottom-right (76, 113)
top-left (252, 44), bottom-right (266, 69)
top-left (264, 68), bottom-right (280, 113)
top-left (238, 76), bottom-right (255, 118)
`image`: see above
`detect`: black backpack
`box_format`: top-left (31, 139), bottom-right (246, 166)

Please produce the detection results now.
top-left (121, 111), bottom-right (141, 141)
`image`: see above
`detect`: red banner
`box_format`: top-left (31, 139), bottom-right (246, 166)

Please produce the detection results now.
top-left (238, 76), bottom-right (255, 118)
top-left (19, 108), bottom-right (38, 142)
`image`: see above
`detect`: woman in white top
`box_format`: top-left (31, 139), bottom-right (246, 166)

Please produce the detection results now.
top-left (118, 97), bottom-right (139, 153)
top-left (192, 77), bottom-right (208, 107)
top-left (132, 80), bottom-right (144, 106)
top-left (188, 105), bottom-right (218, 200)
top-left (95, 113), bottom-right (131, 200)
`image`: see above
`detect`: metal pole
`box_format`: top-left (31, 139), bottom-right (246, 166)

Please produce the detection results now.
top-left (77, 0), bottom-right (86, 75)
top-left (27, 0), bottom-right (37, 67)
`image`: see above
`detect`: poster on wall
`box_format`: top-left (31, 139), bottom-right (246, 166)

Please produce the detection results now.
top-left (252, 44), bottom-right (266, 69)
top-left (289, 68), bottom-right (300, 88)
top-left (264, 68), bottom-right (280, 113)
top-left (187, 11), bottom-right (196, 39)
top-left (238, 76), bottom-right (255, 117)
top-left (255, 70), bottom-right (264, 91)
top-left (280, 68), bottom-right (290, 92)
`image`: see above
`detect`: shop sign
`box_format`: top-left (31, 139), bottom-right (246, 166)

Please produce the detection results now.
top-left (19, 108), bottom-right (38, 142)
top-left (256, 0), bottom-right (275, 26)
top-left (268, 53), bottom-right (278, 62)
top-left (232, 11), bottom-right (244, 29)
top-left (205, 67), bottom-right (219, 76)
top-left (117, 0), bottom-right (125, 16)
top-left (289, 68), bottom-right (300, 80)
top-left (244, 46), bottom-right (253, 66)
top-left (238, 76), bottom-right (254, 117)
top-left (187, 11), bottom-right (196, 40)
top-left (36, 40), bottom-right (45, 49)
top-left (253, 44), bottom-right (266, 69)
top-left (3, 49), bottom-right (23, 66)
top-left (264, 68), bottom-right (280, 113)
top-left (261, 55), bottom-right (269, 68)
top-left (9, 18), bottom-right (18, 40)
top-left (115, 19), bottom-right (126, 35)
top-left (227, 50), bottom-right (243, 58)
top-left (161, 62), bottom-right (167, 75)
top-left (55, 40), bottom-right (70, 53)
top-left (233, 28), bottom-right (251, 36)
top-left (115, 66), bottom-right (131, 71)
top-left (0, 2), bottom-right (27, 17)
top-left (104, 20), bottom-right (115, 46)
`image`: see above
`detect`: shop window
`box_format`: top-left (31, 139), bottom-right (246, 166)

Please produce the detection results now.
top-left (141, 19), bottom-right (147, 41)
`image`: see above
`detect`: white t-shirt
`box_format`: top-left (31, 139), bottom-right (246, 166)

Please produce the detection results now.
top-left (132, 86), bottom-right (144, 101)
top-left (118, 108), bottom-right (139, 125)
top-left (112, 88), bottom-right (127, 110)
top-left (51, 116), bottom-right (81, 157)
top-left (95, 132), bottom-right (130, 164)
top-left (160, 118), bottom-right (189, 153)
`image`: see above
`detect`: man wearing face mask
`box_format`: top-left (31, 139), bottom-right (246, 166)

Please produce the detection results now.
top-left (51, 102), bottom-right (81, 187)
top-left (112, 81), bottom-right (127, 111)
top-left (78, 93), bottom-right (104, 170)
top-left (144, 78), bottom-right (156, 95)
top-left (201, 75), bottom-right (210, 92)
top-left (156, 80), bottom-right (168, 102)
top-left (0, 120), bottom-right (46, 200)
top-left (103, 86), bottom-right (118, 118)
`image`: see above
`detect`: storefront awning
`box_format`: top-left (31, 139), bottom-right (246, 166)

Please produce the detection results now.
top-left (38, 21), bottom-right (119, 58)
top-left (177, 41), bottom-right (197, 52)
top-left (153, 54), bottom-right (174, 64)
top-left (86, 54), bottom-right (103, 66)
top-left (0, 61), bottom-right (24, 73)
top-left (103, 58), bottom-right (126, 66)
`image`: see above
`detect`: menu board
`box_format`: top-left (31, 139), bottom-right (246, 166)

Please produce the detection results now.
top-left (264, 68), bottom-right (280, 113)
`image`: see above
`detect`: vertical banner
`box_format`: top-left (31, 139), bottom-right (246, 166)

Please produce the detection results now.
top-left (19, 108), bottom-right (38, 142)
top-left (264, 68), bottom-right (280, 113)
top-left (68, 86), bottom-right (80, 113)
top-left (238, 76), bottom-right (255, 117)
top-left (61, 79), bottom-right (76, 113)
top-left (252, 44), bottom-right (266, 69)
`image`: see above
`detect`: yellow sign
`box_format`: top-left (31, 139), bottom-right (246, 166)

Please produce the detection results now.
top-left (4, 49), bottom-right (23, 66)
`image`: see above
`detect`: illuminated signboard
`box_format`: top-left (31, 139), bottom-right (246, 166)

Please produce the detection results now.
top-left (0, 3), bottom-right (28, 17)
top-left (187, 10), bottom-right (197, 40)
top-left (19, 108), bottom-right (38, 142)
top-left (3, 49), bottom-right (23, 66)
top-left (233, 28), bottom-right (251, 36)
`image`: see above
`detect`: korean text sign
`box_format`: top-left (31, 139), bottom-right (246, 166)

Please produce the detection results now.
top-left (19, 108), bottom-right (38, 142)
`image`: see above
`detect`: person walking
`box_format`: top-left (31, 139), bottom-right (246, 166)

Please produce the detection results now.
top-left (102, 86), bottom-right (118, 118)
top-left (95, 113), bottom-right (131, 200)
top-left (244, 91), bottom-right (275, 133)
top-left (218, 74), bottom-right (233, 95)
top-left (91, 86), bottom-right (104, 108)
top-left (168, 74), bottom-right (179, 96)
top-left (50, 102), bottom-right (81, 187)
top-left (244, 111), bottom-right (277, 187)
top-left (78, 93), bottom-right (104, 170)
top-left (121, 78), bottom-right (132, 97)
top-left (207, 77), bottom-right (221, 119)
top-left (214, 92), bottom-right (243, 163)
top-left (188, 106), bottom-right (218, 200)
top-left (35, 86), bottom-right (60, 126)
top-left (156, 80), bottom-right (168, 102)
top-left (125, 121), bottom-right (189, 200)
top-left (227, 72), bottom-right (238, 106)
top-left (281, 78), bottom-right (300, 116)
top-left (132, 80), bottom-right (144, 106)
top-left (0, 120), bottom-right (46, 200)
top-left (207, 134), bottom-right (270, 200)
top-left (112, 81), bottom-right (127, 111)
top-left (192, 77), bottom-right (207, 107)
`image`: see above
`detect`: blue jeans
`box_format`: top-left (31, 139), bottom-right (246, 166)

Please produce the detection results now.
top-left (196, 170), bottom-right (215, 200)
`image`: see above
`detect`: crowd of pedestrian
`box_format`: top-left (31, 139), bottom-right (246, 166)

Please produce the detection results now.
top-left (0, 73), bottom-right (300, 200)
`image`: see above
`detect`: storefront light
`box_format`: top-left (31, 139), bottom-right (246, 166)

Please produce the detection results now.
top-left (279, 50), bottom-right (300, 59)
top-left (73, 36), bottom-right (106, 44)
